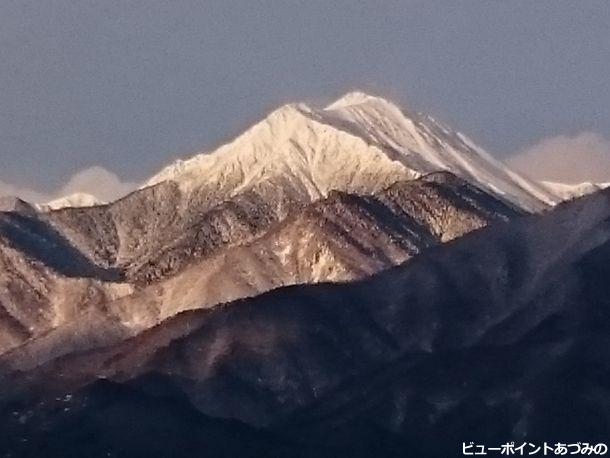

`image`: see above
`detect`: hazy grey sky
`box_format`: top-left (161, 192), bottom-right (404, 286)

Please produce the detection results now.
top-left (1, 0), bottom-right (610, 200)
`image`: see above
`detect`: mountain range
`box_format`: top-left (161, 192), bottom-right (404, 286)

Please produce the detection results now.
top-left (1, 92), bottom-right (608, 457)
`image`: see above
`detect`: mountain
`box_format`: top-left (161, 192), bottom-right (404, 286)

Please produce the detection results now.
top-left (146, 92), bottom-right (557, 212)
top-left (2, 189), bottom-right (609, 457)
top-left (4, 93), bottom-right (560, 216)
top-left (0, 91), bottom-right (564, 359)
top-left (35, 92), bottom-right (555, 283)
top-left (1, 91), bottom-right (609, 456)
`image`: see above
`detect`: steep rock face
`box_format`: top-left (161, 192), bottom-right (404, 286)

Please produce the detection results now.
top-left (7, 189), bottom-right (609, 444)
top-left (193, 171), bottom-right (519, 291)
top-left (96, 175), bottom-right (524, 329)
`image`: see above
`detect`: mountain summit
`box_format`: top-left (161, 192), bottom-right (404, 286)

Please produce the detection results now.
top-left (145, 91), bottom-right (558, 212)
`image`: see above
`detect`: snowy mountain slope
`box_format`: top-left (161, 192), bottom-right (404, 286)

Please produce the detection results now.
top-left (40, 193), bottom-right (103, 211)
top-left (542, 180), bottom-right (610, 201)
top-left (146, 92), bottom-right (558, 212)
top-left (43, 180), bottom-right (304, 284)
top-left (146, 102), bottom-right (413, 212)
top-left (322, 92), bottom-right (558, 209)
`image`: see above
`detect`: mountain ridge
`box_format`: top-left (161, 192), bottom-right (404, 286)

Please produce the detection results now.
top-left (2, 92), bottom-right (602, 212)
top-left (0, 172), bottom-right (519, 366)
top-left (143, 92), bottom-right (557, 212)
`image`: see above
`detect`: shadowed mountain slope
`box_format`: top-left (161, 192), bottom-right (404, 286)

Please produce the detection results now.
top-left (2, 189), bottom-right (609, 457)
top-left (0, 210), bottom-right (132, 354)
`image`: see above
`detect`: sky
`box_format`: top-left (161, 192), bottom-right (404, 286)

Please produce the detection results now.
top-left (1, 0), bottom-right (610, 202)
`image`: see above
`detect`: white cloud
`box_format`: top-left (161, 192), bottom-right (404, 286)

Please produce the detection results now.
top-left (0, 166), bottom-right (138, 204)
top-left (56, 166), bottom-right (138, 202)
top-left (507, 132), bottom-right (610, 184)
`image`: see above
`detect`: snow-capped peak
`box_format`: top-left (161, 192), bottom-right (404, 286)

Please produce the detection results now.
top-left (145, 97), bottom-right (411, 202)
top-left (144, 91), bottom-right (560, 212)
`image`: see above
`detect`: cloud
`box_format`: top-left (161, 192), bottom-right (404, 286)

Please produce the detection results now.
top-left (0, 180), bottom-right (48, 204)
top-left (56, 166), bottom-right (138, 203)
top-left (507, 132), bottom-right (610, 184)
top-left (0, 166), bottom-right (138, 204)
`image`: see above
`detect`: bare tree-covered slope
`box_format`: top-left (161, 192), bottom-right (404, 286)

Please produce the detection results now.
top-left (0, 173), bottom-right (518, 367)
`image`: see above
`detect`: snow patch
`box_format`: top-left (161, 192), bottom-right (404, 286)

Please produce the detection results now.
top-left (40, 193), bottom-right (104, 211)
top-left (542, 181), bottom-right (610, 201)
